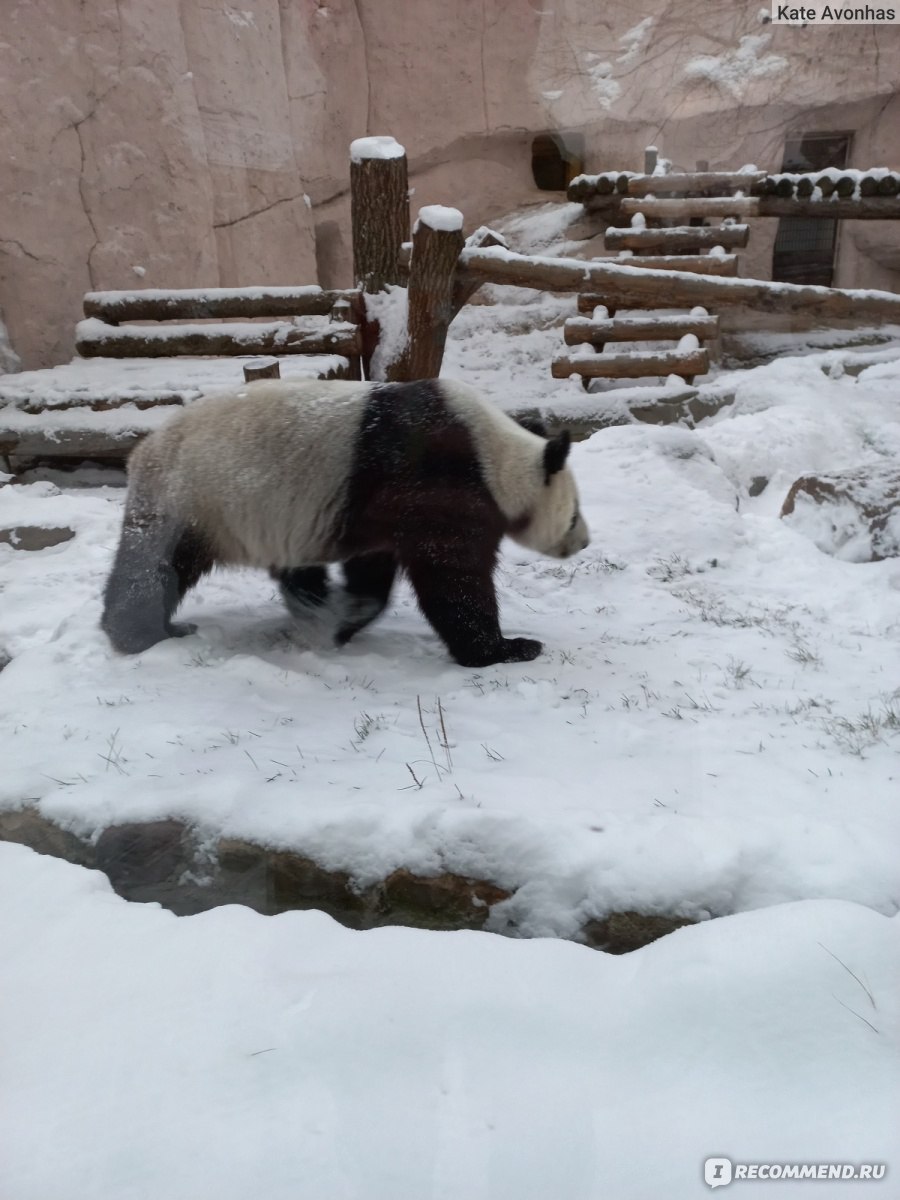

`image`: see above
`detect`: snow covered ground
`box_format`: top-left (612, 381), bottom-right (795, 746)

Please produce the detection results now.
top-left (2, 842), bottom-right (897, 1200)
top-left (2, 214), bottom-right (900, 1193)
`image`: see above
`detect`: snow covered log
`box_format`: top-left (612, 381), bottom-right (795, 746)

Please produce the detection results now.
top-left (459, 247), bottom-right (900, 322)
top-left (350, 137), bottom-right (410, 294)
top-left (391, 206), bottom-right (465, 381)
top-left (604, 225), bottom-right (749, 252)
top-left (757, 196), bottom-right (900, 219)
top-left (242, 358), bottom-right (281, 382)
top-left (75, 319), bottom-right (362, 359)
top-left (625, 171), bottom-right (767, 196)
top-left (551, 347), bottom-right (708, 380)
top-left (620, 197), bottom-right (760, 219)
top-left (609, 254), bottom-right (737, 275)
top-left (781, 466), bottom-right (900, 562)
top-left (83, 287), bottom-right (360, 324)
top-left (564, 314), bottom-right (719, 346)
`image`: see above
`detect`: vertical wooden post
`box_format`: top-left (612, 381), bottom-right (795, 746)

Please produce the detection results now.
top-left (390, 206), bottom-right (465, 381)
top-left (350, 136), bottom-right (410, 293)
top-left (644, 145), bottom-right (658, 175)
top-left (243, 358), bottom-right (281, 382)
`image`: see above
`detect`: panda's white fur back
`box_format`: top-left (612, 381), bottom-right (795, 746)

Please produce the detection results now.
top-left (130, 379), bottom-right (369, 568)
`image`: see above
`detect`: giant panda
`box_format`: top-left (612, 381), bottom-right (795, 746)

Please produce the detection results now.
top-left (101, 378), bottom-right (590, 667)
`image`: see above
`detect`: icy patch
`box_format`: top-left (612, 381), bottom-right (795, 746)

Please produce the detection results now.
top-left (414, 205), bottom-right (463, 234)
top-left (583, 53), bottom-right (622, 108)
top-left (617, 16), bottom-right (653, 66)
top-left (684, 34), bottom-right (789, 100)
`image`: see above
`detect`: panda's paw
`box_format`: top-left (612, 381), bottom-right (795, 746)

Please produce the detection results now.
top-left (501, 637), bottom-right (543, 663)
top-left (167, 622), bottom-right (198, 639)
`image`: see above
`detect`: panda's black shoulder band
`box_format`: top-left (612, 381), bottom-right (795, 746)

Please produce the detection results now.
top-left (543, 430), bottom-right (571, 483)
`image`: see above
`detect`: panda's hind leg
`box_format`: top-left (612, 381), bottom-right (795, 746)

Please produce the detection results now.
top-left (275, 566), bottom-right (330, 623)
top-left (102, 510), bottom-right (213, 654)
top-left (336, 553), bottom-right (397, 646)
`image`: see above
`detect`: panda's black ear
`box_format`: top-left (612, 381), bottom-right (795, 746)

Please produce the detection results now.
top-left (517, 415), bottom-right (548, 438)
top-left (543, 430), bottom-right (571, 483)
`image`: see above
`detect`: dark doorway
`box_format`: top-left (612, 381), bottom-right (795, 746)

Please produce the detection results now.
top-left (772, 131), bottom-right (852, 286)
top-left (531, 132), bottom-right (585, 191)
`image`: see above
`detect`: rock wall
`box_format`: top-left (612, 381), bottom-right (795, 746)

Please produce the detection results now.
top-left (2, 0), bottom-right (899, 369)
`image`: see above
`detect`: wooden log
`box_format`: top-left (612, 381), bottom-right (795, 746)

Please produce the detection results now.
top-left (859, 175), bottom-right (880, 196)
top-left (626, 171), bottom-right (766, 196)
top-left (83, 287), bottom-right (360, 324)
top-left (774, 177), bottom-right (795, 198)
top-left (75, 320), bottom-right (362, 359)
top-left (458, 247), bottom-right (900, 323)
top-left (877, 174), bottom-right (900, 196)
top-left (611, 254), bottom-right (738, 275)
top-left (564, 314), bottom-right (719, 346)
top-left (817, 174), bottom-right (837, 196)
top-left (604, 224), bottom-right (749, 252)
top-left (552, 347), bottom-right (709, 380)
top-left (796, 176), bottom-right (815, 198)
top-left (644, 147), bottom-right (658, 175)
top-left (620, 197), bottom-right (760, 219)
top-left (757, 196), bottom-right (900, 219)
top-left (835, 175), bottom-right (856, 197)
top-left (450, 226), bottom-right (507, 315)
top-left (350, 136), bottom-right (410, 293)
top-left (243, 359), bottom-right (281, 382)
top-left (390, 206), bottom-right (465, 382)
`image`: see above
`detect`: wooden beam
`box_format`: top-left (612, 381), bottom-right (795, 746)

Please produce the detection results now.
top-left (83, 287), bottom-right (360, 324)
top-left (458, 247), bottom-right (900, 322)
top-left (350, 137), bottom-right (410, 293)
top-left (390, 207), bottom-right (465, 382)
top-left (564, 314), bottom-right (719, 346)
top-left (605, 225), bottom-right (749, 252)
top-left (75, 320), bottom-right (362, 359)
top-left (625, 171), bottom-right (766, 196)
top-left (757, 196), bottom-right (900, 219)
top-left (552, 347), bottom-right (709, 380)
top-left (610, 254), bottom-right (738, 275)
top-left (620, 197), bottom-right (760, 219)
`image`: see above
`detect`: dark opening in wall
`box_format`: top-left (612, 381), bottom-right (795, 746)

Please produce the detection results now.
top-left (772, 131), bottom-right (852, 286)
top-left (532, 132), bottom-right (585, 191)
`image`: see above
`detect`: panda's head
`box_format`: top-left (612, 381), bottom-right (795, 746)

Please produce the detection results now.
top-left (511, 429), bottom-right (590, 559)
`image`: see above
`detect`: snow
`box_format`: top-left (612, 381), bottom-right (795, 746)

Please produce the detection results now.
top-left (85, 284), bottom-right (328, 305)
top-left (350, 135), bottom-right (406, 163)
top-left (684, 34), bottom-right (789, 100)
top-left (0, 354), bottom-right (348, 411)
top-left (2, 843), bottom-right (898, 1200)
top-left (364, 284), bottom-right (408, 380)
top-left (414, 205), bottom-right (464, 234)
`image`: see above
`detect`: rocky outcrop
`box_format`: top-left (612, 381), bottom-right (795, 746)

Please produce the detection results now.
top-left (781, 464), bottom-right (900, 561)
top-left (0, 808), bottom-right (695, 951)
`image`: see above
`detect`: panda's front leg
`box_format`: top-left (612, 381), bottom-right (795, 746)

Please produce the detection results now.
top-left (402, 552), bottom-right (542, 668)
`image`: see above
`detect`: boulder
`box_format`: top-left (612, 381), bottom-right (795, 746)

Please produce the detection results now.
top-left (781, 465), bottom-right (900, 561)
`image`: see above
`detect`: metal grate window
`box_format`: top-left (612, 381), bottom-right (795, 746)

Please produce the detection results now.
top-left (772, 132), bottom-right (851, 287)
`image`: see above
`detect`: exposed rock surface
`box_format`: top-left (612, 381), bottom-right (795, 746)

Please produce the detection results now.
top-left (0, 525), bottom-right (75, 550)
top-left (0, 809), bottom-right (694, 951)
top-left (781, 465), bottom-right (900, 561)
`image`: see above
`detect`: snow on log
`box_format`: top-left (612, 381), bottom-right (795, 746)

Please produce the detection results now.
top-left (604, 225), bottom-right (749, 252)
top-left (564, 314), bottom-right (719, 346)
top-left (459, 247), bottom-right (900, 322)
top-left (414, 205), bottom-right (464, 233)
top-left (625, 171), bottom-right (767, 196)
top-left (83, 287), bottom-right (360, 323)
top-left (610, 254), bottom-right (738, 275)
top-left (349, 136), bottom-right (406, 163)
top-left (620, 197), bottom-right (760, 219)
top-left (551, 347), bottom-right (709, 380)
top-left (75, 319), bottom-right (362, 359)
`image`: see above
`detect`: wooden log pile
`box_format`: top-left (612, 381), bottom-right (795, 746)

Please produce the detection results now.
top-left (75, 319), bottom-right (362, 360)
